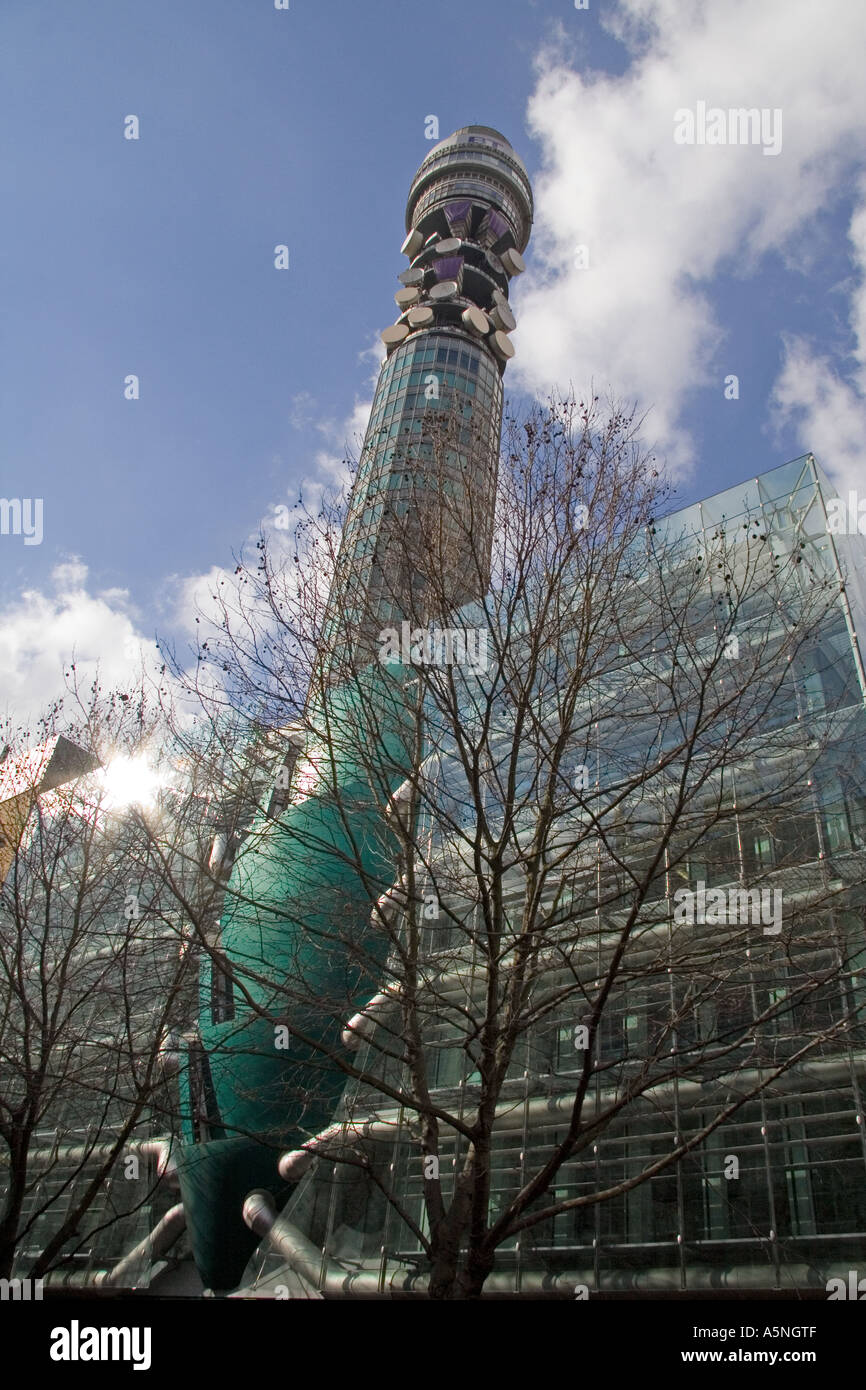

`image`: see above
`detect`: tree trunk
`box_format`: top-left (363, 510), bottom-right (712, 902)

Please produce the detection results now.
top-left (0, 1147), bottom-right (27, 1279)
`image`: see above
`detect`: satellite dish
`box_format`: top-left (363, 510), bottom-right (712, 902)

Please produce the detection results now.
top-left (407, 305), bottom-right (434, 327)
top-left (401, 229), bottom-right (424, 258)
top-left (490, 329), bottom-right (515, 360)
top-left (462, 305), bottom-right (490, 335)
top-left (398, 267), bottom-right (425, 287)
top-left (429, 280), bottom-right (458, 301)
top-left (381, 323), bottom-right (410, 349)
top-left (435, 237), bottom-right (462, 255)
top-left (490, 302), bottom-right (516, 332)
top-left (501, 248), bottom-right (526, 276)
top-left (395, 287), bottom-right (421, 307)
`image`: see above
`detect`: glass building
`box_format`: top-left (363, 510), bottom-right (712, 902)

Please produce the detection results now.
top-left (0, 739), bottom-right (196, 1290)
top-left (0, 734), bottom-right (263, 1294)
top-left (239, 454), bottom-right (866, 1297)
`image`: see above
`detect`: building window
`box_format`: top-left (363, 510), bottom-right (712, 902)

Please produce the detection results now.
top-left (211, 954), bottom-right (234, 1024)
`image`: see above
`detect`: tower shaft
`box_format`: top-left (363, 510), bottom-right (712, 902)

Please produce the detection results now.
top-left (324, 126), bottom-right (533, 677)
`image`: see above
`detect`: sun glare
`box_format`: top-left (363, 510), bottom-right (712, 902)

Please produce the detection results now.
top-left (99, 755), bottom-right (165, 812)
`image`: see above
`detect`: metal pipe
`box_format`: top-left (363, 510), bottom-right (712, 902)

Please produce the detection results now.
top-left (242, 1189), bottom-right (278, 1240)
top-left (137, 1138), bottom-right (177, 1182)
top-left (157, 1030), bottom-right (183, 1076)
top-left (278, 1123), bottom-right (352, 1182)
top-left (244, 1158), bottom-right (855, 1298)
top-left (371, 880), bottom-right (408, 927)
top-left (325, 1049), bottom-right (866, 1146)
top-left (20, 1136), bottom-right (176, 1180)
top-left (243, 1191), bottom-right (336, 1291)
top-left (342, 983), bottom-right (402, 1051)
top-left (41, 1269), bottom-right (110, 1289)
top-left (96, 1202), bottom-right (187, 1288)
top-left (277, 1112), bottom-right (410, 1182)
top-left (238, 1252), bottom-right (853, 1298)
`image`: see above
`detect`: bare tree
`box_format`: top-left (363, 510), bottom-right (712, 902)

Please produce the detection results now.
top-left (167, 395), bottom-right (865, 1298)
top-left (0, 685), bottom-right (210, 1283)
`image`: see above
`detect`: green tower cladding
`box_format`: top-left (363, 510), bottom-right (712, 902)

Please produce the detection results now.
top-left (176, 127), bottom-right (533, 1290)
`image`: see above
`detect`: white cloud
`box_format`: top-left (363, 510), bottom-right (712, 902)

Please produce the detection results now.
top-left (770, 183), bottom-right (866, 493)
top-left (358, 331), bottom-right (386, 377)
top-left (514, 0), bottom-right (866, 475)
top-left (299, 338), bottom-right (382, 509)
top-left (305, 395), bottom-right (375, 500)
top-left (770, 337), bottom-right (866, 495)
top-left (0, 560), bottom-right (161, 726)
top-left (171, 563), bottom-right (242, 640)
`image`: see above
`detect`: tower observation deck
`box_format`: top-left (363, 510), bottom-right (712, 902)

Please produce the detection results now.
top-left (323, 126), bottom-right (533, 677)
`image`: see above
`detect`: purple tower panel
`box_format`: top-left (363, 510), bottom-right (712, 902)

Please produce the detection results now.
top-left (444, 199), bottom-right (473, 236)
top-left (433, 256), bottom-right (464, 284)
top-left (478, 208), bottom-right (509, 248)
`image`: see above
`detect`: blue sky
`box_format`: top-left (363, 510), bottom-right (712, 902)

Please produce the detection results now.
top-left (1, 0), bottom-right (864, 719)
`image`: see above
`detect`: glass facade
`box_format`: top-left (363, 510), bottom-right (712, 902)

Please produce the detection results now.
top-left (330, 331), bottom-right (503, 645)
top-left (0, 806), bottom-right (199, 1288)
top-left (243, 457), bottom-right (866, 1297)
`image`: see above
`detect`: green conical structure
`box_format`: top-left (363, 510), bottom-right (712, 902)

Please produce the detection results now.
top-left (177, 663), bottom-right (412, 1289)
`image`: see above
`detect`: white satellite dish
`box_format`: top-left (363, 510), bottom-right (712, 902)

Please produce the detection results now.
top-left (490, 302), bottom-right (516, 332)
top-left (501, 248), bottom-right (526, 276)
top-left (429, 280), bottom-right (458, 301)
top-left (462, 305), bottom-right (490, 336)
top-left (381, 323), bottom-right (410, 349)
top-left (401, 229), bottom-right (424, 258)
top-left (490, 329), bottom-right (515, 360)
